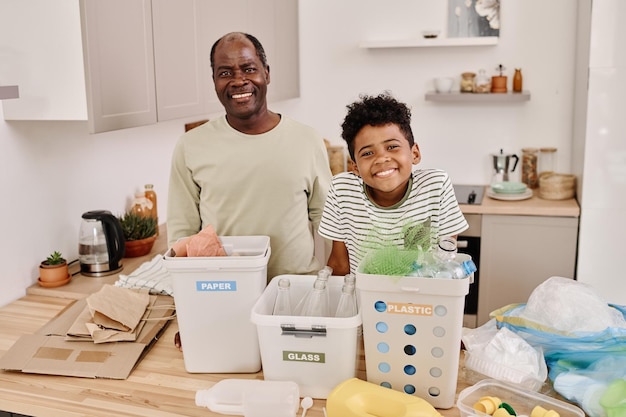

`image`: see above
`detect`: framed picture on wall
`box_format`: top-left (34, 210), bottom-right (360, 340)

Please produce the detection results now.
top-left (447, 0), bottom-right (500, 38)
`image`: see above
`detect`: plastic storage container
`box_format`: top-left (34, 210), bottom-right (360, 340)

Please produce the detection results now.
top-left (163, 235), bottom-right (270, 373)
top-left (250, 274), bottom-right (362, 399)
top-left (356, 254), bottom-right (472, 409)
top-left (457, 379), bottom-right (584, 417)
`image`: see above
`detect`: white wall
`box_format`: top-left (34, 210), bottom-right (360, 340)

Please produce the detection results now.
top-left (0, 0), bottom-right (581, 307)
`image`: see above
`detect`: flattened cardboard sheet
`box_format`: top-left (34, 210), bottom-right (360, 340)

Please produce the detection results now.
top-left (0, 294), bottom-right (174, 379)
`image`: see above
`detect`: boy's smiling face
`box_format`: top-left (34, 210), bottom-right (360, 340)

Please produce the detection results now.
top-left (353, 123), bottom-right (421, 207)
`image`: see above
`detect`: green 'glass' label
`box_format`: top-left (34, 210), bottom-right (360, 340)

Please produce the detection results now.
top-left (282, 351), bottom-right (325, 363)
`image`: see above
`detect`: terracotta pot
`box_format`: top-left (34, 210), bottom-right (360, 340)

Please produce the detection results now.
top-left (491, 75), bottom-right (508, 93)
top-left (39, 262), bottom-right (70, 287)
top-left (124, 235), bottom-right (157, 258)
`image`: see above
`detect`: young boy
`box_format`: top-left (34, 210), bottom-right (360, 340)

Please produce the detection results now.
top-left (318, 93), bottom-right (468, 275)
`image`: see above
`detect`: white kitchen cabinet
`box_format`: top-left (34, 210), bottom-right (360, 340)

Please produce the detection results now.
top-left (477, 214), bottom-right (579, 326)
top-left (1, 0), bottom-right (299, 133)
top-left (80, 0), bottom-right (158, 133)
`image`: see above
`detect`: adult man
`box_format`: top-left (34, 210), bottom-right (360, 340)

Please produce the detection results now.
top-left (167, 32), bottom-right (331, 280)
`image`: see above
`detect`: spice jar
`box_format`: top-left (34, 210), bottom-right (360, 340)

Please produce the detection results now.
top-left (539, 147), bottom-right (557, 177)
top-left (460, 72), bottom-right (476, 93)
top-left (474, 69), bottom-right (491, 93)
top-left (521, 148), bottom-right (539, 189)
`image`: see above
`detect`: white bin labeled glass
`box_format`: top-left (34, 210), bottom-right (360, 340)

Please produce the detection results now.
top-left (163, 235), bottom-right (270, 373)
top-left (251, 274), bottom-right (361, 399)
top-left (356, 253), bottom-right (472, 409)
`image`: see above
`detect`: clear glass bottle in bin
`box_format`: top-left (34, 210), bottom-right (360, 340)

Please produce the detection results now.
top-left (335, 281), bottom-right (357, 318)
top-left (299, 279), bottom-right (330, 317)
top-left (293, 266), bottom-right (332, 317)
top-left (272, 277), bottom-right (293, 316)
top-left (521, 148), bottom-right (539, 189)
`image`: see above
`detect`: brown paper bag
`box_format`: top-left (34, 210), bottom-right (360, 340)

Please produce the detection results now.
top-left (86, 285), bottom-right (150, 332)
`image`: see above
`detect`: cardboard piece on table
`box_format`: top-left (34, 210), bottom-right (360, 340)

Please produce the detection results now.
top-left (0, 294), bottom-right (174, 379)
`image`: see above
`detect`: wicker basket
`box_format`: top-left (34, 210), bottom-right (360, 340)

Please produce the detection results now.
top-left (538, 173), bottom-right (576, 200)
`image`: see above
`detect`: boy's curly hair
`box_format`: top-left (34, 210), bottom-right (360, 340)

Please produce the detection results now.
top-left (341, 92), bottom-right (414, 161)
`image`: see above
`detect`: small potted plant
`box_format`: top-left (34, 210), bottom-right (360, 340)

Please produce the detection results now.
top-left (39, 251), bottom-right (70, 286)
top-left (118, 211), bottom-right (158, 258)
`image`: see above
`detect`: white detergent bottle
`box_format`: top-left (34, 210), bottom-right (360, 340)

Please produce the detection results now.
top-left (195, 379), bottom-right (300, 417)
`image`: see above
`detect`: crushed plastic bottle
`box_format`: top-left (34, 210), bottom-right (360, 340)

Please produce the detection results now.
top-left (410, 237), bottom-right (476, 279)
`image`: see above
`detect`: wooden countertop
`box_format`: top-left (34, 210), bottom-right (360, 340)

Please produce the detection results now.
top-left (459, 187), bottom-right (580, 217)
top-left (3, 225), bottom-right (476, 417)
top-left (0, 293), bottom-right (471, 417)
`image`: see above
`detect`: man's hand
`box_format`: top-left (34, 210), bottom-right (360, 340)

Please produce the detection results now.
top-left (174, 331), bottom-right (183, 352)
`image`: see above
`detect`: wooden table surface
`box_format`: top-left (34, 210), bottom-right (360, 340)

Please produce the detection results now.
top-left (1, 226), bottom-right (473, 417)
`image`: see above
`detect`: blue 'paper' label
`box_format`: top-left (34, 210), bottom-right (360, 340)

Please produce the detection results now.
top-left (196, 281), bottom-right (237, 291)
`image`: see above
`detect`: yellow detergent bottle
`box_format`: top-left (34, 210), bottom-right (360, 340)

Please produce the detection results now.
top-left (326, 378), bottom-right (443, 417)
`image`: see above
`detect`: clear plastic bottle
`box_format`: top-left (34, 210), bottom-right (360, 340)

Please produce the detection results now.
top-left (272, 277), bottom-right (293, 316)
top-left (335, 282), bottom-right (357, 318)
top-left (410, 237), bottom-right (476, 279)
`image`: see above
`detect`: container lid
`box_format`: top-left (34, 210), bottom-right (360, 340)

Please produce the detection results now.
top-left (540, 147), bottom-right (557, 152)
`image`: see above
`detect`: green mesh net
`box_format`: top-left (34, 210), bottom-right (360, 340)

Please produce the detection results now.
top-left (359, 220), bottom-right (435, 276)
top-left (361, 246), bottom-right (424, 276)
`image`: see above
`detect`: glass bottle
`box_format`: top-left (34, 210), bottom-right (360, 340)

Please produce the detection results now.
top-left (131, 192), bottom-right (151, 217)
top-left (293, 267), bottom-right (332, 316)
top-left (521, 148), bottom-right (539, 189)
top-left (272, 277), bottom-right (293, 316)
top-left (513, 68), bottom-right (523, 92)
top-left (299, 279), bottom-right (330, 317)
top-left (335, 283), bottom-right (357, 318)
top-left (144, 184), bottom-right (158, 234)
top-left (539, 147), bottom-right (557, 177)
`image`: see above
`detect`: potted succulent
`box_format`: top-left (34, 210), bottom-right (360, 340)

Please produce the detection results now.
top-left (39, 251), bottom-right (70, 286)
top-left (118, 211), bottom-right (158, 258)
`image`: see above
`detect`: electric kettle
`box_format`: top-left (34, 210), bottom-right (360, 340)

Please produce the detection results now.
top-left (78, 210), bottom-right (125, 277)
top-left (491, 149), bottom-right (519, 182)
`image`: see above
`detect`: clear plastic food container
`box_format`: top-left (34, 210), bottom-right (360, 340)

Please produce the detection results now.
top-left (457, 379), bottom-right (584, 417)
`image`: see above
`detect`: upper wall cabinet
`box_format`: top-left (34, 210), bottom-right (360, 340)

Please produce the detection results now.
top-left (1, 0), bottom-right (299, 133)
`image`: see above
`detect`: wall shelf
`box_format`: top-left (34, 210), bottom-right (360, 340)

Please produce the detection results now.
top-left (0, 85), bottom-right (19, 100)
top-left (360, 36), bottom-right (499, 49)
top-left (425, 91), bottom-right (531, 103)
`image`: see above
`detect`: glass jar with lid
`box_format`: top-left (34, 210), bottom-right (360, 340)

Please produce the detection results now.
top-left (474, 69), bottom-right (491, 93)
top-left (539, 147), bottom-right (557, 176)
top-left (521, 148), bottom-right (539, 188)
top-left (460, 72), bottom-right (476, 93)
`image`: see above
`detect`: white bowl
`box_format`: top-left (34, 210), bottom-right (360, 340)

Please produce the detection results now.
top-left (434, 77), bottom-right (453, 93)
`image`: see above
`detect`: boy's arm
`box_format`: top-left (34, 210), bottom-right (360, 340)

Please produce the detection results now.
top-left (326, 240), bottom-right (351, 276)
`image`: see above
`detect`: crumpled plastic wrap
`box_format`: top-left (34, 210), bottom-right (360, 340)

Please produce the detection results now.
top-left (462, 319), bottom-right (548, 391)
top-left (520, 276), bottom-right (626, 333)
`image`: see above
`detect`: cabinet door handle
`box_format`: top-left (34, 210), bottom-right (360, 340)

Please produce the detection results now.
top-left (457, 239), bottom-right (469, 249)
